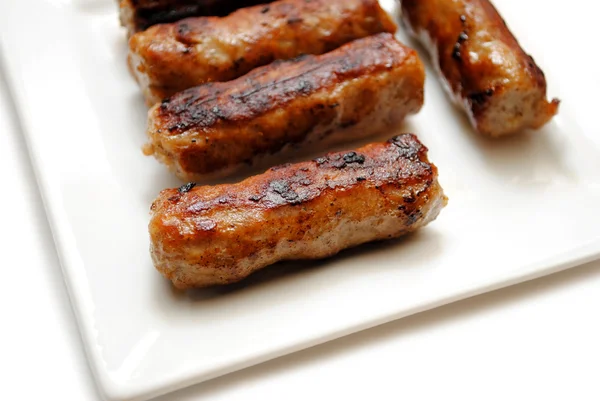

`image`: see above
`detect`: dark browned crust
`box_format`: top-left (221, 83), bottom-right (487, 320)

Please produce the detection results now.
top-left (157, 36), bottom-right (412, 134)
top-left (149, 134), bottom-right (447, 288)
top-left (120, 0), bottom-right (271, 33)
top-left (146, 33), bottom-right (425, 180)
top-left (129, 0), bottom-right (397, 104)
top-left (160, 135), bottom-right (434, 211)
top-left (401, 0), bottom-right (559, 137)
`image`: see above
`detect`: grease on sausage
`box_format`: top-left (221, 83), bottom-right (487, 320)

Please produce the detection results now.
top-left (145, 33), bottom-right (425, 181)
top-left (129, 0), bottom-right (397, 104)
top-left (401, 0), bottom-right (559, 137)
top-left (149, 134), bottom-right (447, 289)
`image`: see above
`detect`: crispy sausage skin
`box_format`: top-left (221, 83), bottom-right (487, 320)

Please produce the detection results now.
top-left (149, 134), bottom-right (447, 289)
top-left (119, 0), bottom-right (272, 36)
top-left (129, 0), bottom-right (397, 105)
top-left (145, 33), bottom-right (425, 181)
top-left (400, 0), bottom-right (559, 137)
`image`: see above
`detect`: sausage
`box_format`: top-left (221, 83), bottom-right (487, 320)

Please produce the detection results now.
top-left (400, 0), bottom-right (559, 137)
top-left (129, 0), bottom-right (397, 105)
top-left (149, 134), bottom-right (447, 289)
top-left (144, 33), bottom-right (425, 181)
top-left (119, 0), bottom-right (272, 36)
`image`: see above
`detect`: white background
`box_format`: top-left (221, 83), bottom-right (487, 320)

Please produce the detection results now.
top-left (1, 1), bottom-right (599, 400)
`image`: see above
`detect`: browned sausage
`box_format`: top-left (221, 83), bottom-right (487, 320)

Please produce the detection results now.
top-left (149, 134), bottom-right (447, 289)
top-left (129, 0), bottom-right (397, 104)
top-left (145, 33), bottom-right (425, 181)
top-left (400, 0), bottom-right (559, 137)
top-left (119, 0), bottom-right (272, 36)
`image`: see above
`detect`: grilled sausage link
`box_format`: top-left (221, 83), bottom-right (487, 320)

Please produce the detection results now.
top-left (119, 0), bottom-right (272, 36)
top-left (149, 134), bottom-right (447, 289)
top-left (400, 0), bottom-right (559, 137)
top-left (129, 0), bottom-right (397, 104)
top-left (145, 33), bottom-right (425, 181)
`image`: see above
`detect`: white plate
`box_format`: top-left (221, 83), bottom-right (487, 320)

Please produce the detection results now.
top-left (2, 0), bottom-right (600, 400)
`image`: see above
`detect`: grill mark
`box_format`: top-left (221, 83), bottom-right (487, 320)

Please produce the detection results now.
top-left (170, 54), bottom-right (382, 112)
top-left (176, 134), bottom-right (432, 214)
top-left (163, 60), bottom-right (346, 128)
top-left (158, 34), bottom-right (404, 132)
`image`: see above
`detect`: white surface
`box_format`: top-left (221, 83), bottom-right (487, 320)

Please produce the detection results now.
top-left (1, 1), bottom-right (600, 401)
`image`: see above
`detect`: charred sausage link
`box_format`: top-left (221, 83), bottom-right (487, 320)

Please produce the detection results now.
top-left (400, 0), bottom-right (559, 137)
top-left (149, 134), bottom-right (447, 289)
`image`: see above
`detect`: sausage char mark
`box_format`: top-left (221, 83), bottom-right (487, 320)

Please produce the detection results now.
top-left (128, 0), bottom-right (397, 104)
top-left (401, 0), bottom-right (559, 137)
top-left (146, 33), bottom-right (425, 181)
top-left (149, 134), bottom-right (448, 289)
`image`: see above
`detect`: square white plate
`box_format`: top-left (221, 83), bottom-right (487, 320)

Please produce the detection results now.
top-left (2, 0), bottom-right (600, 400)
